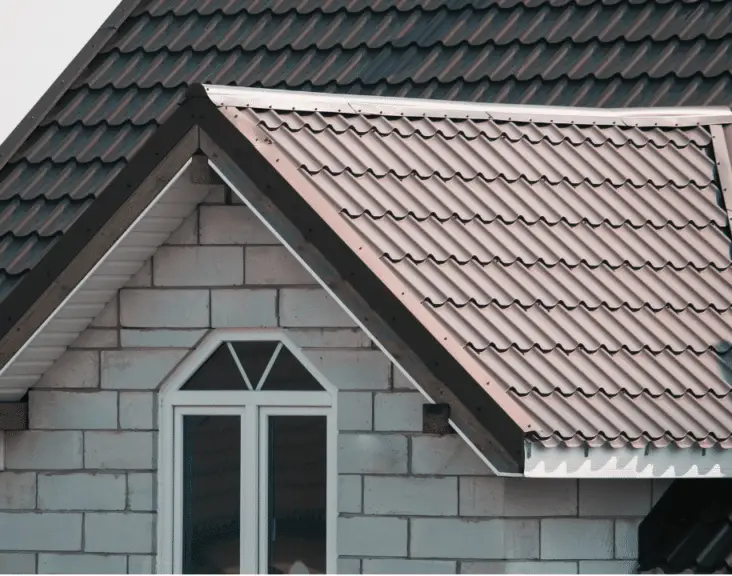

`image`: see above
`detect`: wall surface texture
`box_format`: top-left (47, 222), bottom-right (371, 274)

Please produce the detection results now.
top-left (0, 192), bottom-right (669, 574)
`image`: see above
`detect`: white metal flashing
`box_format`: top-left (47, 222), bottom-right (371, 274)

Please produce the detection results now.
top-left (525, 442), bottom-right (732, 478)
top-left (202, 84), bottom-right (732, 128)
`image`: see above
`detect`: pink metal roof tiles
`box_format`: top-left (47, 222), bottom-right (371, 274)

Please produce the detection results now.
top-left (215, 87), bottom-right (732, 449)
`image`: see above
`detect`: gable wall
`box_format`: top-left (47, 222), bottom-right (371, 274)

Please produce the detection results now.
top-left (0, 192), bottom-right (668, 574)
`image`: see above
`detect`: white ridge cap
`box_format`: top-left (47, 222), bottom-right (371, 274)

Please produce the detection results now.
top-left (201, 84), bottom-right (732, 128)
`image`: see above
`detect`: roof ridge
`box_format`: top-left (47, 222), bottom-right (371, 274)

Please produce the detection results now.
top-left (199, 84), bottom-right (732, 127)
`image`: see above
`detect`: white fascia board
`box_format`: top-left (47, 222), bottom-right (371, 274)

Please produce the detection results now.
top-left (525, 442), bottom-right (732, 478)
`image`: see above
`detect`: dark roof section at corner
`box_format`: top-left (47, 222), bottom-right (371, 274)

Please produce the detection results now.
top-left (639, 479), bottom-right (732, 573)
top-left (0, 0), bottom-right (731, 305)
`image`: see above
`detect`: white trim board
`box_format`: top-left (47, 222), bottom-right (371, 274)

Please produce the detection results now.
top-left (525, 442), bottom-right (732, 478)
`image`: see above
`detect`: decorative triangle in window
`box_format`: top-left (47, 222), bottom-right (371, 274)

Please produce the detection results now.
top-left (181, 344), bottom-right (248, 390)
top-left (229, 341), bottom-right (280, 388)
top-left (259, 346), bottom-right (324, 391)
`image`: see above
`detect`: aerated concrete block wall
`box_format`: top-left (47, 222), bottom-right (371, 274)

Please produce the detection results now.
top-left (0, 192), bottom-right (669, 574)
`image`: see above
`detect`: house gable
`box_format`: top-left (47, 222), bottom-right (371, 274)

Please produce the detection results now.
top-left (4, 86), bottom-right (732, 478)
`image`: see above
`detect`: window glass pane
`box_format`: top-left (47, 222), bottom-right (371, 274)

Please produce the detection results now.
top-left (230, 341), bottom-right (279, 387)
top-left (267, 415), bottom-right (327, 574)
top-left (181, 345), bottom-right (247, 391)
top-left (260, 347), bottom-right (323, 391)
top-left (182, 415), bottom-right (241, 574)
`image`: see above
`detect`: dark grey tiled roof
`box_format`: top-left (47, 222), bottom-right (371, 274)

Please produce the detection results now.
top-left (0, 0), bottom-right (731, 300)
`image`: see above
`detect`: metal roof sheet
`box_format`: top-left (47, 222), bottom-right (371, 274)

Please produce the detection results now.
top-left (215, 86), bottom-right (732, 448)
top-left (0, 0), bottom-right (731, 299)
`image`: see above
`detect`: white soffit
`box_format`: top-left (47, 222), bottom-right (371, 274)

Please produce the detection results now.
top-left (0, 159), bottom-right (217, 401)
top-left (525, 442), bottom-right (732, 479)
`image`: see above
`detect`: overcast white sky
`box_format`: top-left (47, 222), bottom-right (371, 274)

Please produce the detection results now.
top-left (0, 0), bottom-right (119, 143)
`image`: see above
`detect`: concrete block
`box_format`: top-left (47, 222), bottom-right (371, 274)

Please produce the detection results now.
top-left (0, 513), bottom-right (82, 551)
top-left (119, 392), bottom-right (155, 430)
top-left (373, 392), bottom-right (424, 431)
top-left (211, 289), bottom-right (277, 328)
top-left (461, 561), bottom-right (578, 574)
top-left (84, 432), bottom-right (155, 470)
top-left (102, 349), bottom-right (187, 390)
top-left (120, 329), bottom-right (206, 348)
top-left (200, 205), bottom-right (276, 245)
top-left (579, 480), bottom-right (651, 517)
top-left (287, 328), bottom-right (371, 348)
top-left (364, 476), bottom-right (457, 516)
top-left (245, 246), bottom-right (316, 285)
top-left (30, 391), bottom-right (117, 430)
top-left (0, 472), bottom-right (36, 508)
top-left (36, 350), bottom-right (99, 389)
top-left (338, 392), bottom-right (373, 431)
top-left (84, 513), bottom-right (155, 553)
top-left (5, 431), bottom-right (83, 470)
top-left (128, 555), bottom-right (155, 574)
top-left (0, 553), bottom-right (36, 574)
top-left (337, 558), bottom-right (360, 574)
top-left (338, 516), bottom-right (407, 557)
top-left (39, 553), bottom-right (127, 574)
top-left (540, 519), bottom-right (614, 560)
top-left (164, 212), bottom-right (198, 245)
top-left (128, 472), bottom-right (156, 511)
top-left (578, 560), bottom-right (636, 574)
top-left (71, 328), bottom-right (119, 349)
top-left (411, 518), bottom-right (539, 559)
top-left (364, 559), bottom-right (456, 574)
top-left (305, 350), bottom-right (390, 390)
top-left (154, 246), bottom-right (243, 286)
top-left (126, 260), bottom-right (153, 287)
top-left (338, 434), bottom-right (408, 474)
top-left (202, 187), bottom-right (226, 204)
top-left (38, 473), bottom-right (125, 511)
top-left (615, 519), bottom-right (642, 560)
top-left (338, 475), bottom-right (362, 514)
top-left (280, 289), bottom-right (355, 328)
top-left (90, 299), bottom-right (118, 328)
top-left (411, 435), bottom-right (490, 475)
top-left (459, 478), bottom-right (577, 517)
top-left (120, 289), bottom-right (209, 328)
top-left (393, 367), bottom-right (417, 390)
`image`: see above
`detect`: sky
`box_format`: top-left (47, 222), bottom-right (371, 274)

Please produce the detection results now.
top-left (0, 0), bottom-right (119, 143)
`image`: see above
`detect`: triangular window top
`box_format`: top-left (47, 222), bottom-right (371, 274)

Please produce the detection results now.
top-left (181, 340), bottom-right (324, 392)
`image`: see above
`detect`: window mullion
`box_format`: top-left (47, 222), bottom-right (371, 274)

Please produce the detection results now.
top-left (241, 405), bottom-right (259, 574)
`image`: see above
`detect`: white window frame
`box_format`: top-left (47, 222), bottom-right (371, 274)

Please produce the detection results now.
top-left (158, 329), bottom-right (338, 574)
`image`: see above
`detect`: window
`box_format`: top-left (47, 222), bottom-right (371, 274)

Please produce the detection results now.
top-left (158, 332), bottom-right (337, 574)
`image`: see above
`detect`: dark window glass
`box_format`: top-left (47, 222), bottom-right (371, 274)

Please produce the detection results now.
top-left (181, 345), bottom-right (247, 391)
top-left (267, 415), bottom-right (327, 574)
top-left (182, 415), bottom-right (241, 574)
top-left (230, 341), bottom-right (280, 387)
top-left (260, 347), bottom-right (323, 392)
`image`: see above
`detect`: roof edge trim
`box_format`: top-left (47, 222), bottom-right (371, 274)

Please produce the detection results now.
top-left (525, 442), bottom-right (732, 478)
top-left (0, 0), bottom-right (143, 174)
top-left (200, 85), bottom-right (732, 128)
